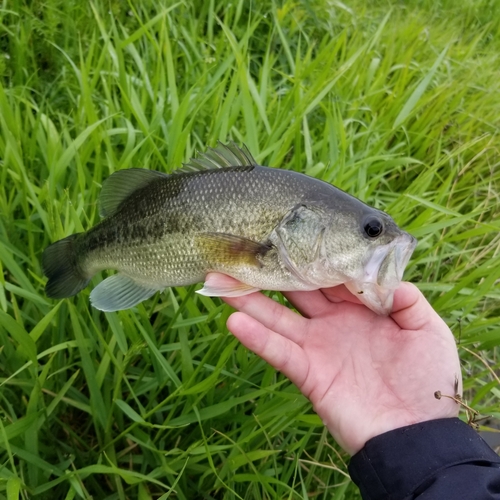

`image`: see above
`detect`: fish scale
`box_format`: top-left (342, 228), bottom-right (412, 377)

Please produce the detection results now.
top-left (83, 167), bottom-right (307, 280)
top-left (42, 142), bottom-right (416, 313)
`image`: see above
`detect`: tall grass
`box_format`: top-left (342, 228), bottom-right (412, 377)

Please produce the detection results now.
top-left (0, 0), bottom-right (499, 498)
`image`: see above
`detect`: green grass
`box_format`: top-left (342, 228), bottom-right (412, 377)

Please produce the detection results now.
top-left (0, 0), bottom-right (499, 498)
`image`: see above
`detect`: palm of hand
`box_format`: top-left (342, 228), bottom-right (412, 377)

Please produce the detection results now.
top-left (217, 276), bottom-right (462, 455)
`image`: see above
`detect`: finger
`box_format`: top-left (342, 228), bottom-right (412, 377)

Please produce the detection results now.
top-left (391, 282), bottom-right (445, 331)
top-left (222, 290), bottom-right (309, 345)
top-left (283, 289), bottom-right (332, 318)
top-left (227, 312), bottom-right (310, 389)
top-left (284, 284), bottom-right (363, 318)
top-left (320, 284), bottom-right (364, 305)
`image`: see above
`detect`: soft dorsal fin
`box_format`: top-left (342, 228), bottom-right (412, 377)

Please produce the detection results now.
top-left (181, 142), bottom-right (258, 172)
top-left (99, 168), bottom-right (168, 218)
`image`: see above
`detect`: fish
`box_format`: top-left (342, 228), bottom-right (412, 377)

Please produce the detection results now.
top-left (42, 142), bottom-right (417, 314)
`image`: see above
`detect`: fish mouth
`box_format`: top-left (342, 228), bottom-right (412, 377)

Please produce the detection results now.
top-left (346, 232), bottom-right (417, 315)
top-left (375, 233), bottom-right (417, 288)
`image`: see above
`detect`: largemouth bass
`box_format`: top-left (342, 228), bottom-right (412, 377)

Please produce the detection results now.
top-left (42, 143), bottom-right (417, 314)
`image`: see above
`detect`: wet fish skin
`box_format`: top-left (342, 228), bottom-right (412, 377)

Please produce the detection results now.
top-left (42, 143), bottom-right (416, 313)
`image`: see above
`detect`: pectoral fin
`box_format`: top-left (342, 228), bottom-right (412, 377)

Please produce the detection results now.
top-left (196, 232), bottom-right (272, 267)
top-left (196, 273), bottom-right (260, 297)
top-left (90, 274), bottom-right (162, 311)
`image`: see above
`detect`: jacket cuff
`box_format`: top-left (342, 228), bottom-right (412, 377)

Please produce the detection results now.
top-left (348, 418), bottom-right (500, 500)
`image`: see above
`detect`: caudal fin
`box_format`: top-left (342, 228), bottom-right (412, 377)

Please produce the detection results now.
top-left (42, 234), bottom-right (90, 299)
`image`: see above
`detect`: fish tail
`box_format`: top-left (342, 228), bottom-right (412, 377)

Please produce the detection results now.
top-left (42, 234), bottom-right (90, 299)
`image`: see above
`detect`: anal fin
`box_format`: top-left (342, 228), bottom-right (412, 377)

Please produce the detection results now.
top-left (90, 274), bottom-right (162, 311)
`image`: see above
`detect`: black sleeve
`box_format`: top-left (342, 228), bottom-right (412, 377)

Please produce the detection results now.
top-left (348, 418), bottom-right (500, 500)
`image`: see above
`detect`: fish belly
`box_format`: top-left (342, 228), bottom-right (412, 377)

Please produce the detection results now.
top-left (83, 228), bottom-right (314, 293)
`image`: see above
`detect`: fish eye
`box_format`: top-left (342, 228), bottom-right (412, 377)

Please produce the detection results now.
top-left (363, 216), bottom-right (384, 238)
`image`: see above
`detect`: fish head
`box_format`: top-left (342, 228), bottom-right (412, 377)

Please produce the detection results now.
top-left (321, 208), bottom-right (417, 314)
top-left (274, 202), bottom-right (417, 315)
top-left (343, 227), bottom-right (417, 315)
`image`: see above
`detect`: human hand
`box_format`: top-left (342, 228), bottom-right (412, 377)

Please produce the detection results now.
top-left (211, 274), bottom-right (462, 455)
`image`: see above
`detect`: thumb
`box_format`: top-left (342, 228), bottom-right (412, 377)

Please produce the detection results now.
top-left (390, 282), bottom-right (444, 331)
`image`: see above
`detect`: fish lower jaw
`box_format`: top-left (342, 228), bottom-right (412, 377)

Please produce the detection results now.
top-left (345, 280), bottom-right (395, 316)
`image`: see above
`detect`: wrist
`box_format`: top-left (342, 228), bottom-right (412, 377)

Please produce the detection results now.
top-left (348, 418), bottom-right (499, 500)
top-left (326, 402), bottom-right (460, 455)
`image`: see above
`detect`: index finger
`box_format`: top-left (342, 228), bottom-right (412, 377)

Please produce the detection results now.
top-left (222, 290), bottom-right (309, 344)
top-left (284, 285), bottom-right (364, 318)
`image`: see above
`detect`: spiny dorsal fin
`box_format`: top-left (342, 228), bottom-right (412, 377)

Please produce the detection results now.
top-left (99, 168), bottom-right (168, 218)
top-left (181, 142), bottom-right (258, 172)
